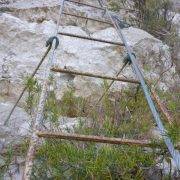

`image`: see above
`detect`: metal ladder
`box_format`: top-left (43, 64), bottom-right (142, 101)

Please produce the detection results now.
top-left (4, 0), bottom-right (180, 179)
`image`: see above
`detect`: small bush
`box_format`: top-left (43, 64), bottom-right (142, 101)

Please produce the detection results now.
top-left (24, 76), bottom-right (41, 116)
top-left (22, 78), bottom-right (179, 179)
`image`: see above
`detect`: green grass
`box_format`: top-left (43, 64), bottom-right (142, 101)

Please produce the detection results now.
top-left (33, 140), bottom-right (156, 179)
top-left (10, 78), bottom-right (178, 179)
top-left (0, 140), bottom-right (29, 178)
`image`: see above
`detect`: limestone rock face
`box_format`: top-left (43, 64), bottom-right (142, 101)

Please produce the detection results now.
top-left (173, 14), bottom-right (180, 74)
top-left (0, 12), bottom-right (176, 100)
top-left (0, 0), bottom-right (177, 140)
top-left (173, 13), bottom-right (180, 31)
top-left (0, 102), bottom-right (31, 149)
top-left (0, 1), bottom-right (179, 179)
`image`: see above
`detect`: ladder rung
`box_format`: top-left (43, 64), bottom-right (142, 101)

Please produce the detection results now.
top-left (66, 0), bottom-right (105, 10)
top-left (66, 0), bottom-right (136, 12)
top-left (58, 32), bottom-right (124, 46)
top-left (51, 67), bottom-right (140, 84)
top-left (63, 12), bottom-right (112, 25)
top-left (36, 131), bottom-right (157, 147)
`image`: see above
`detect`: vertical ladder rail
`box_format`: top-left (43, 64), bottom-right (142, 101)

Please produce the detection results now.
top-left (100, 0), bottom-right (180, 170)
top-left (23, 1), bottom-right (66, 179)
top-left (23, 50), bottom-right (53, 179)
top-left (20, 1), bottom-right (179, 179)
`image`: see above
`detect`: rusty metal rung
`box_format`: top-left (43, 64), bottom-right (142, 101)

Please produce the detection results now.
top-left (37, 131), bottom-right (156, 147)
top-left (51, 67), bottom-right (140, 84)
top-left (37, 131), bottom-right (180, 150)
top-left (63, 12), bottom-right (112, 25)
top-left (66, 0), bottom-right (105, 10)
top-left (58, 32), bottom-right (124, 46)
top-left (65, 0), bottom-right (137, 12)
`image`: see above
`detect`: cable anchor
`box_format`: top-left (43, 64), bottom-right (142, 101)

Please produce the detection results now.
top-left (124, 52), bottom-right (136, 65)
top-left (46, 36), bottom-right (60, 49)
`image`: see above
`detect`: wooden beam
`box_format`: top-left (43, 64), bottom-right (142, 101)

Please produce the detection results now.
top-left (51, 67), bottom-right (140, 84)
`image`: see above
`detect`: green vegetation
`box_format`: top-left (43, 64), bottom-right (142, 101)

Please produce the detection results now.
top-left (44, 91), bottom-right (60, 124)
top-left (24, 76), bottom-right (41, 115)
top-left (1, 1), bottom-right (179, 178)
top-left (133, 0), bottom-right (173, 33)
top-left (22, 80), bottom-right (178, 179)
top-left (2, 77), bottom-right (178, 179)
top-left (43, 87), bottom-right (86, 127)
top-left (0, 147), bottom-right (14, 178)
top-left (33, 140), bottom-right (156, 179)
top-left (156, 90), bottom-right (180, 145)
top-left (0, 140), bottom-right (29, 178)
top-left (30, 85), bottom-right (161, 179)
top-left (59, 88), bottom-right (86, 118)
top-left (108, 0), bottom-right (123, 12)
top-left (108, 0), bottom-right (175, 41)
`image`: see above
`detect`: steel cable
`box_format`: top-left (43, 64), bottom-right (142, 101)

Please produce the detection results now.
top-left (100, 0), bottom-right (180, 170)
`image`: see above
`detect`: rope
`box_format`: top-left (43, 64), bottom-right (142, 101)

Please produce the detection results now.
top-left (100, 0), bottom-right (180, 170)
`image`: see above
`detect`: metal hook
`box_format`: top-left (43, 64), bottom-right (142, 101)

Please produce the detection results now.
top-left (46, 36), bottom-right (60, 49)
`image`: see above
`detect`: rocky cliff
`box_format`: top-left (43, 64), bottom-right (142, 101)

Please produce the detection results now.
top-left (0, 0), bottom-right (179, 179)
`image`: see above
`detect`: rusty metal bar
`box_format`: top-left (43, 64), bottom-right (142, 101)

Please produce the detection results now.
top-left (151, 88), bottom-right (173, 125)
top-left (94, 61), bottom-right (128, 107)
top-left (63, 12), bottom-right (112, 25)
top-left (51, 67), bottom-right (140, 84)
top-left (37, 131), bottom-right (157, 147)
top-left (66, 0), bottom-right (105, 10)
top-left (38, 131), bottom-right (180, 150)
top-left (65, 0), bottom-right (137, 12)
top-left (58, 32), bottom-right (124, 46)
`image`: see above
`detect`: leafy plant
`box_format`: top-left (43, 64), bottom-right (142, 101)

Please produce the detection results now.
top-left (44, 91), bottom-right (60, 124)
top-left (33, 140), bottom-right (156, 179)
top-left (24, 76), bottom-right (41, 115)
top-left (22, 79), bottom-right (179, 179)
top-left (60, 88), bottom-right (86, 118)
top-left (30, 85), bottom-right (166, 179)
top-left (0, 141), bottom-right (29, 178)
